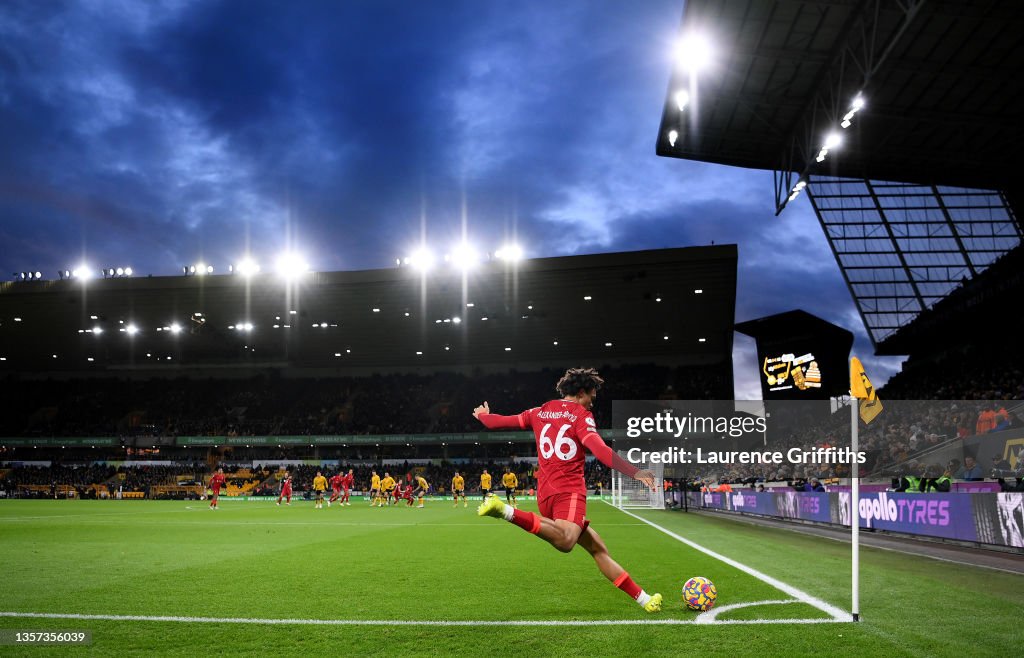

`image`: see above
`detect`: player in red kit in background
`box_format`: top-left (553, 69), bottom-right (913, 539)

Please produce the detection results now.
top-left (209, 468), bottom-right (226, 510)
top-left (475, 367), bottom-right (663, 612)
top-left (328, 472), bottom-right (344, 507)
top-left (276, 472), bottom-right (292, 506)
top-left (341, 469), bottom-right (354, 505)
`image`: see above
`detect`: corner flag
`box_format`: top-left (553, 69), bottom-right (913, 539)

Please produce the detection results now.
top-left (849, 357), bottom-right (883, 424)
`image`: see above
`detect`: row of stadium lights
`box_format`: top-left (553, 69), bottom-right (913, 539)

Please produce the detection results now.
top-left (12, 245), bottom-right (524, 284)
top-left (664, 31), bottom-right (711, 149)
top-left (787, 93), bottom-right (866, 202)
top-left (782, 91), bottom-right (864, 201)
top-left (396, 243), bottom-right (523, 272)
top-left (10, 254), bottom-right (304, 283)
top-left (12, 267), bottom-right (134, 282)
top-left (660, 31), bottom-right (867, 206)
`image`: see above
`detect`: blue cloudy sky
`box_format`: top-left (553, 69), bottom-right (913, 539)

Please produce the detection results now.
top-left (0, 0), bottom-right (904, 396)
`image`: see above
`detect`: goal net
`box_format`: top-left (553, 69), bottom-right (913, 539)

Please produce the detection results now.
top-left (609, 451), bottom-right (665, 510)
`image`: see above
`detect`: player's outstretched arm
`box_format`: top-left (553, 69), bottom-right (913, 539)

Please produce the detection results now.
top-left (581, 432), bottom-right (656, 491)
top-left (473, 402), bottom-right (527, 430)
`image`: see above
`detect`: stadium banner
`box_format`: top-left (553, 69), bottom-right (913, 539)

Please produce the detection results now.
top-left (0, 437), bottom-right (118, 448)
top-left (690, 490), bottom-right (1024, 548)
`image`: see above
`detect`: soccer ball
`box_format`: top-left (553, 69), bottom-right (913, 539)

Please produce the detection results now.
top-left (682, 576), bottom-right (717, 611)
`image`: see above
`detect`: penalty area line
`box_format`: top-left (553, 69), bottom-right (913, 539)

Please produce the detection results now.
top-left (611, 505), bottom-right (853, 622)
top-left (0, 611), bottom-right (846, 626)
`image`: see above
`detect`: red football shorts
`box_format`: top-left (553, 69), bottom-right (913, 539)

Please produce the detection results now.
top-left (538, 492), bottom-right (587, 528)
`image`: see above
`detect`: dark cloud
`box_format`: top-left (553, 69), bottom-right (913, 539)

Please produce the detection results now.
top-left (0, 0), bottom-right (904, 393)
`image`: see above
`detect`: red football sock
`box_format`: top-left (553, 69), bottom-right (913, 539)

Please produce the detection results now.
top-left (509, 508), bottom-right (541, 534)
top-left (613, 572), bottom-right (643, 600)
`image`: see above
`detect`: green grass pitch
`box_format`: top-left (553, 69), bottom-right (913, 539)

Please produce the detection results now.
top-left (1, 498), bottom-right (1020, 656)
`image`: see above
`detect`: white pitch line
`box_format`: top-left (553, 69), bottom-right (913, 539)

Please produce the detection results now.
top-left (0, 611), bottom-right (846, 626)
top-left (694, 599), bottom-right (801, 624)
top-left (612, 506), bottom-right (853, 622)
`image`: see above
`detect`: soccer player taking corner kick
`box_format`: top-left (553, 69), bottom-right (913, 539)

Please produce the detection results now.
top-left (474, 367), bottom-right (663, 612)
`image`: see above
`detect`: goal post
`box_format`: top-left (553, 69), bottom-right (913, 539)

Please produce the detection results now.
top-left (610, 451), bottom-right (665, 510)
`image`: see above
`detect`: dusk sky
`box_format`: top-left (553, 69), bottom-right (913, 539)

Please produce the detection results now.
top-left (0, 0), bottom-right (904, 396)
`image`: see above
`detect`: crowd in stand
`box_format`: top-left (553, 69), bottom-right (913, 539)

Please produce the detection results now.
top-left (0, 364), bottom-right (729, 438)
top-left (676, 398), bottom-right (1021, 486)
top-left (3, 360), bottom-right (1022, 497)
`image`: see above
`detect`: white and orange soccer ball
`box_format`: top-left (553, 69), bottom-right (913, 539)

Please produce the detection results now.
top-left (682, 576), bottom-right (717, 611)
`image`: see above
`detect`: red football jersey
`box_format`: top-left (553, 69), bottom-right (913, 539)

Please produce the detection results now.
top-left (516, 400), bottom-right (598, 499)
top-left (329, 474), bottom-right (343, 489)
top-left (342, 473), bottom-right (353, 488)
top-left (210, 473), bottom-right (226, 490)
top-left (281, 477), bottom-right (292, 490)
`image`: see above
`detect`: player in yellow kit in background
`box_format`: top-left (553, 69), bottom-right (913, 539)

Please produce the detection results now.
top-left (369, 471), bottom-right (381, 506)
top-left (480, 469), bottom-right (492, 499)
top-left (502, 467), bottom-right (519, 508)
top-left (413, 474), bottom-right (430, 508)
top-left (312, 471), bottom-right (328, 509)
top-left (452, 472), bottom-right (466, 508)
top-left (379, 472), bottom-right (396, 507)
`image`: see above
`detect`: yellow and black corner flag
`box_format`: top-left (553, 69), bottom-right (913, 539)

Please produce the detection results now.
top-left (850, 357), bottom-right (883, 424)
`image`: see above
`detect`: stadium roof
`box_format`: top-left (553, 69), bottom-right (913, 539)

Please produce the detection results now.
top-left (657, 0), bottom-right (1024, 209)
top-left (0, 246), bottom-right (737, 376)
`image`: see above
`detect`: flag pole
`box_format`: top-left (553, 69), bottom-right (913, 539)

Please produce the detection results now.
top-left (851, 396), bottom-right (860, 622)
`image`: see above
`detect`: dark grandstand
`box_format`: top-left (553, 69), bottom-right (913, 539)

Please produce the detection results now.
top-left (1, 247), bottom-right (737, 497)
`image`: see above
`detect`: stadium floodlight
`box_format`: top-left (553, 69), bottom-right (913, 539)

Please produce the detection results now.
top-left (405, 247), bottom-right (435, 273)
top-left (674, 89), bottom-right (690, 111)
top-left (243, 322), bottom-right (254, 331)
top-left (72, 265), bottom-right (92, 280)
top-left (115, 267), bottom-right (124, 276)
top-left (124, 267), bottom-right (132, 276)
top-left (195, 263), bottom-right (210, 275)
top-left (815, 133), bottom-right (841, 163)
top-left (233, 258), bottom-right (260, 276)
top-left (494, 244), bottom-right (524, 263)
top-left (841, 94), bottom-right (866, 128)
top-left (189, 265), bottom-right (197, 274)
top-left (34, 271), bottom-right (42, 279)
top-left (93, 326), bottom-right (103, 335)
top-left (275, 252), bottom-right (309, 279)
top-left (674, 31), bottom-right (713, 74)
top-left (447, 242), bottom-right (479, 271)
top-left (788, 179), bottom-right (808, 202)
top-left (126, 324), bottom-right (139, 336)
top-left (668, 129), bottom-right (678, 147)
top-left (169, 323), bottom-right (182, 335)
top-left (452, 316), bottom-right (461, 324)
